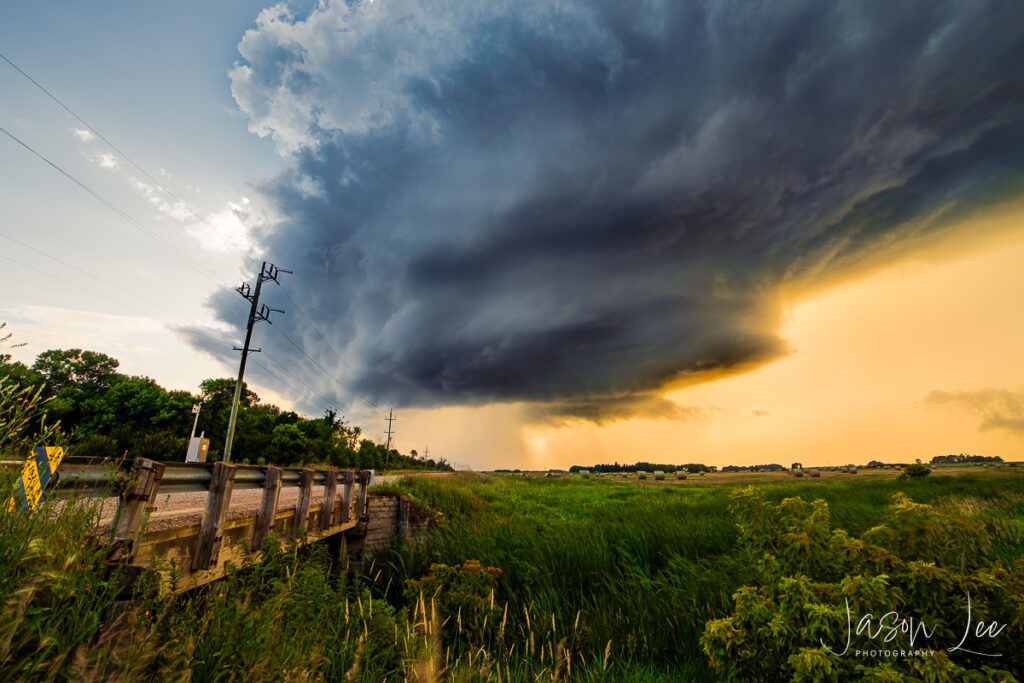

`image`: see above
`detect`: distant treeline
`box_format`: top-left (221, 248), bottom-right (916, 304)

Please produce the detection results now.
top-left (719, 464), bottom-right (786, 472)
top-left (0, 346), bottom-right (451, 471)
top-left (569, 462), bottom-right (716, 473)
top-left (931, 453), bottom-right (1002, 464)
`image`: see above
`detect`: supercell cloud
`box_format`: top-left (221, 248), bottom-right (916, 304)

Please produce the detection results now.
top-left (198, 0), bottom-right (1024, 421)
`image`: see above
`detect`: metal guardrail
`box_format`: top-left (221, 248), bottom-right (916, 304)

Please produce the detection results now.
top-left (2, 455), bottom-right (387, 591)
top-left (8, 456), bottom-right (344, 497)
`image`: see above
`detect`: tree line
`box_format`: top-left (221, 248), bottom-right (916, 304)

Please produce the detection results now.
top-left (0, 346), bottom-right (451, 471)
top-left (569, 461), bottom-right (717, 473)
top-left (930, 453), bottom-right (1002, 464)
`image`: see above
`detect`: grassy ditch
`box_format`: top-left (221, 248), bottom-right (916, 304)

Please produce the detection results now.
top-left (0, 469), bottom-right (1021, 680)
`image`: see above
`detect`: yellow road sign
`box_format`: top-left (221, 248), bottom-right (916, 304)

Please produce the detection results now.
top-left (3, 446), bottom-right (66, 512)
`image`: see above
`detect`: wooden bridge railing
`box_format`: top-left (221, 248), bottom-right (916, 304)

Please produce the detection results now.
top-left (45, 457), bottom-right (374, 591)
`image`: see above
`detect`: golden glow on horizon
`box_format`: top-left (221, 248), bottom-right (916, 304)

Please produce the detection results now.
top-left (410, 205), bottom-right (1024, 470)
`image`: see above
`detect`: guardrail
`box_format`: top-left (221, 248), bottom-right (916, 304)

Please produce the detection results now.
top-left (18, 456), bottom-right (357, 496)
top-left (3, 456), bottom-right (376, 591)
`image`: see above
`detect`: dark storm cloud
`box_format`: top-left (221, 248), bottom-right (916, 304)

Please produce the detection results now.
top-left (202, 0), bottom-right (1024, 421)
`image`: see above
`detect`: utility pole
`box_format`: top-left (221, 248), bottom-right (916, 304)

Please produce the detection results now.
top-left (223, 260), bottom-right (291, 463)
top-left (384, 409), bottom-right (395, 468)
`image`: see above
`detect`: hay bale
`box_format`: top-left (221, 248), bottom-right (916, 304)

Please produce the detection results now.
top-left (699, 471), bottom-right (705, 476)
top-left (674, 471), bottom-right (687, 480)
top-left (653, 471), bottom-right (665, 480)
top-left (580, 470), bottom-right (591, 478)
top-left (848, 467), bottom-right (858, 474)
top-left (788, 468), bottom-right (804, 477)
top-left (636, 471), bottom-right (648, 480)
top-left (806, 468), bottom-right (821, 478)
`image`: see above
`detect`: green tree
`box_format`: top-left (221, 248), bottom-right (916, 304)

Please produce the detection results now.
top-left (267, 423), bottom-right (309, 466)
top-left (32, 348), bottom-right (120, 396)
top-left (197, 378), bottom-right (259, 454)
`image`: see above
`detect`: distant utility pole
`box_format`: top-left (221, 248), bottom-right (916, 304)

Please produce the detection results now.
top-left (223, 261), bottom-right (291, 463)
top-left (384, 409), bottom-right (395, 468)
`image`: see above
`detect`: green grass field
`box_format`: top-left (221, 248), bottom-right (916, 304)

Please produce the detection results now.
top-left (371, 468), bottom-right (1024, 680)
top-left (2, 467), bottom-right (1022, 680)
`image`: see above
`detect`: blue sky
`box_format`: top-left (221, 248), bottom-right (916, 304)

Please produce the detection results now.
top-left (1, 3), bottom-right (286, 394)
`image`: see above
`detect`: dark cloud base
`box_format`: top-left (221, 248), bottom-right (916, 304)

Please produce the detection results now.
top-left (191, 0), bottom-right (1024, 422)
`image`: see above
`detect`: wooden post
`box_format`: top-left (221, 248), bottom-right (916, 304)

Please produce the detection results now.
top-left (252, 466), bottom-right (282, 550)
top-left (397, 496), bottom-right (409, 539)
top-left (294, 468), bottom-right (314, 537)
top-left (113, 458), bottom-right (165, 549)
top-left (191, 462), bottom-right (236, 571)
top-left (357, 470), bottom-right (370, 518)
top-left (321, 469), bottom-right (338, 531)
top-left (341, 471), bottom-right (354, 522)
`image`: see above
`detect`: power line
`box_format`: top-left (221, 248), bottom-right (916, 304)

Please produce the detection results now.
top-left (247, 254), bottom-right (392, 411)
top-left (0, 126), bottom-right (236, 295)
top-left (267, 323), bottom-right (388, 416)
top-left (0, 149), bottom-right (369, 428)
top-left (185, 328), bottom-right (331, 412)
top-left (274, 284), bottom-right (389, 408)
top-left (0, 252), bottom-right (160, 318)
top-left (0, 56), bottom-right (397, 426)
top-left (178, 328), bottom-right (341, 420)
top-left (0, 232), bottom-right (190, 320)
top-left (0, 52), bottom-right (225, 241)
top-left (0, 249), bottom-right (336, 422)
top-left (259, 350), bottom-right (340, 410)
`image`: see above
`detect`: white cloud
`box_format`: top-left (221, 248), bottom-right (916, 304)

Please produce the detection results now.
top-left (229, 1), bottom-right (532, 153)
top-left (123, 173), bottom-right (261, 254)
top-left (128, 177), bottom-right (193, 221)
top-left (71, 128), bottom-right (95, 143)
top-left (185, 200), bottom-right (257, 253)
top-left (95, 152), bottom-right (119, 169)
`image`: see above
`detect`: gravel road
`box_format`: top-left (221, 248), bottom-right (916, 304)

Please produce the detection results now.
top-left (90, 472), bottom-right (445, 532)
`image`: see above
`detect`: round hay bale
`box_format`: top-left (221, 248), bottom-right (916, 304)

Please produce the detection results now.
top-left (806, 468), bottom-right (821, 478)
top-left (653, 471), bottom-right (665, 480)
top-left (636, 471), bottom-right (648, 480)
top-left (699, 471), bottom-right (705, 476)
top-left (788, 468), bottom-right (804, 477)
top-left (580, 470), bottom-right (591, 478)
top-left (674, 471), bottom-right (687, 480)
top-left (848, 467), bottom-right (858, 474)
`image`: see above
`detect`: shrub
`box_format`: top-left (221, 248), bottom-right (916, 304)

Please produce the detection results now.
top-left (404, 560), bottom-right (503, 648)
top-left (131, 430), bottom-right (186, 461)
top-left (702, 487), bottom-right (1022, 681)
top-left (899, 463), bottom-right (932, 479)
top-left (70, 433), bottom-right (118, 459)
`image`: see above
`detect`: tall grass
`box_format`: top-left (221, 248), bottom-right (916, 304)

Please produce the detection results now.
top-left (1, 460), bottom-right (1022, 680)
top-left (374, 471), bottom-right (1024, 680)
